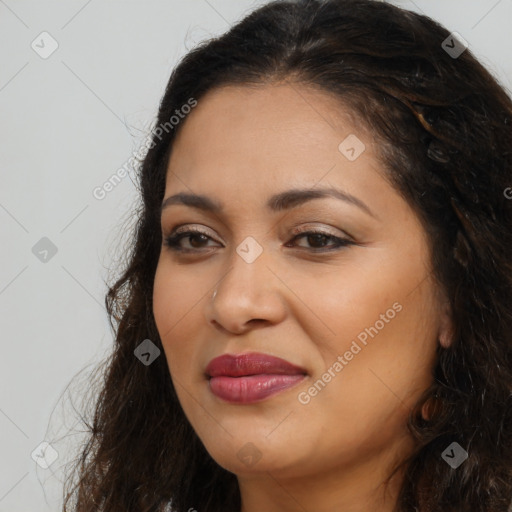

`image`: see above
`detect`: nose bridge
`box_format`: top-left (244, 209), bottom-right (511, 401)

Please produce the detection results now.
top-left (207, 234), bottom-right (286, 331)
top-left (220, 234), bottom-right (269, 298)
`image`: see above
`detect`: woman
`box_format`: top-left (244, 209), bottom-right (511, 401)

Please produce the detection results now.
top-left (63, 0), bottom-right (512, 511)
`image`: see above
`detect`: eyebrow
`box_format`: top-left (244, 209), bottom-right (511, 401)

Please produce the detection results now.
top-left (160, 187), bottom-right (376, 218)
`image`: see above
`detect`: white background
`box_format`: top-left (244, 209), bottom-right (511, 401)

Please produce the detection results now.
top-left (1, 1), bottom-right (511, 510)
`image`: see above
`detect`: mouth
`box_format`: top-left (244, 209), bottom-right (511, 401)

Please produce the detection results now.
top-left (205, 352), bottom-right (307, 404)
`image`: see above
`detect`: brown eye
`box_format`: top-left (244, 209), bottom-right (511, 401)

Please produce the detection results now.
top-left (164, 229), bottom-right (220, 252)
top-left (187, 233), bottom-right (210, 248)
top-left (287, 231), bottom-right (353, 251)
top-left (304, 233), bottom-right (331, 248)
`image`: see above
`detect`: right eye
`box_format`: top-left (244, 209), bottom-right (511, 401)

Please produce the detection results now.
top-left (163, 228), bottom-right (222, 253)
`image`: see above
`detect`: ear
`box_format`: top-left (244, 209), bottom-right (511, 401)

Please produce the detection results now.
top-left (438, 298), bottom-right (454, 349)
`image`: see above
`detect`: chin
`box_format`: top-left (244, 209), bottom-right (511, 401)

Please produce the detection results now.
top-left (199, 431), bottom-right (308, 477)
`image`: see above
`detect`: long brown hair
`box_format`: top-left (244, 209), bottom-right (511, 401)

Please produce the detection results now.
top-left (63, 1), bottom-right (512, 510)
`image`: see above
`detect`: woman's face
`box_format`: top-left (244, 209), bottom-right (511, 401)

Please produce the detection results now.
top-left (153, 83), bottom-right (452, 481)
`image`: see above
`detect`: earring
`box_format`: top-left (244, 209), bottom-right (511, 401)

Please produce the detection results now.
top-left (421, 391), bottom-right (441, 421)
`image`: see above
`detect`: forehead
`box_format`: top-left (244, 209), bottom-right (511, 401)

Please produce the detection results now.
top-left (165, 83), bottom-right (380, 192)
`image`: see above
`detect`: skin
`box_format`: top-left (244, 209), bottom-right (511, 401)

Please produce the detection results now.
top-left (153, 83), bottom-right (453, 512)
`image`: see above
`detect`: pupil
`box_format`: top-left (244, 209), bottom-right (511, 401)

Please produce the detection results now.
top-left (190, 234), bottom-right (207, 247)
top-left (308, 234), bottom-right (327, 247)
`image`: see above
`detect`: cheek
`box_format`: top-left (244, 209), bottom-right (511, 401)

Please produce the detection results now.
top-left (302, 251), bottom-right (439, 407)
top-left (153, 259), bottom-right (205, 330)
top-left (310, 283), bottom-right (438, 421)
top-left (290, 259), bottom-right (413, 358)
top-left (152, 264), bottom-right (202, 372)
top-left (294, 296), bottom-right (438, 462)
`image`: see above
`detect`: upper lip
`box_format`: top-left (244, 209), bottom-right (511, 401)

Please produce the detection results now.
top-left (205, 352), bottom-right (307, 378)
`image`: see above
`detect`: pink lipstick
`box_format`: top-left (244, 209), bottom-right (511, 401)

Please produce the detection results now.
top-left (205, 352), bottom-right (307, 404)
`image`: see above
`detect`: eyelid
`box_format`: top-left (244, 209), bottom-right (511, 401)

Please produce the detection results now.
top-left (288, 222), bottom-right (354, 242)
top-left (171, 224), bottom-right (221, 240)
top-left (163, 222), bottom-right (356, 255)
top-left (165, 222), bottom-right (351, 243)
top-left (163, 224), bottom-right (224, 252)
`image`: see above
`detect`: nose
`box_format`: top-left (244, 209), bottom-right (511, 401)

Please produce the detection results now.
top-left (205, 245), bottom-right (287, 335)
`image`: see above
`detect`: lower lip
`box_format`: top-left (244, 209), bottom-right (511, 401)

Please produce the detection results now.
top-left (209, 374), bottom-right (306, 404)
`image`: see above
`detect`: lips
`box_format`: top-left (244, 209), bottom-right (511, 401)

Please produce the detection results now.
top-left (205, 352), bottom-right (307, 404)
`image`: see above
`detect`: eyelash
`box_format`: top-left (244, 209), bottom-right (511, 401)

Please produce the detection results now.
top-left (163, 226), bottom-right (354, 254)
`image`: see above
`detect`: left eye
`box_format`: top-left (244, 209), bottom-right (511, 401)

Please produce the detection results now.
top-left (288, 231), bottom-right (352, 250)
